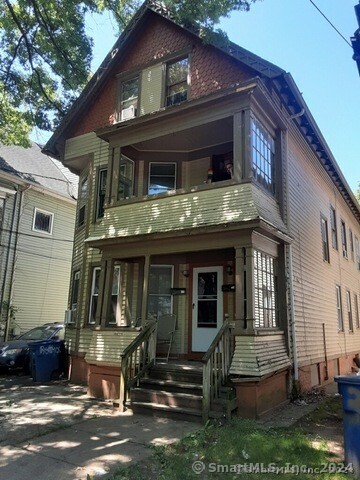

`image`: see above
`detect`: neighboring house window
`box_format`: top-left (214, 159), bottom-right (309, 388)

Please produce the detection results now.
top-left (336, 285), bottom-right (344, 331)
top-left (251, 117), bottom-right (275, 194)
top-left (165, 57), bottom-right (188, 106)
top-left (148, 265), bottom-right (173, 318)
top-left (96, 168), bottom-right (107, 219)
top-left (89, 266), bottom-right (101, 324)
top-left (354, 294), bottom-right (359, 329)
top-left (118, 155), bottom-right (134, 200)
top-left (356, 236), bottom-right (360, 271)
top-left (349, 228), bottom-right (354, 261)
top-left (71, 271), bottom-right (80, 311)
top-left (109, 265), bottom-right (121, 325)
top-left (341, 220), bottom-right (348, 258)
top-left (120, 77), bottom-right (139, 121)
top-left (254, 250), bottom-right (277, 328)
top-left (346, 290), bottom-right (353, 332)
top-left (33, 208), bottom-right (54, 235)
top-left (320, 216), bottom-right (330, 263)
top-left (0, 198), bottom-right (4, 229)
top-left (148, 163), bottom-right (176, 195)
top-left (78, 176), bottom-right (88, 228)
top-left (330, 206), bottom-right (338, 249)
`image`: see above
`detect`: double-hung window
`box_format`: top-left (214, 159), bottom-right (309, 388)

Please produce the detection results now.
top-left (336, 285), bottom-right (344, 331)
top-left (33, 208), bottom-right (54, 235)
top-left (341, 220), bottom-right (348, 258)
top-left (330, 206), bottom-right (338, 249)
top-left (89, 266), bottom-right (101, 325)
top-left (96, 168), bottom-right (107, 219)
top-left (78, 176), bottom-right (88, 228)
top-left (165, 58), bottom-right (188, 106)
top-left (320, 216), bottom-right (330, 263)
top-left (254, 250), bottom-right (277, 328)
top-left (148, 163), bottom-right (176, 195)
top-left (120, 77), bottom-right (139, 121)
top-left (356, 236), bottom-right (360, 271)
top-left (118, 155), bottom-right (134, 200)
top-left (349, 229), bottom-right (355, 261)
top-left (346, 290), bottom-right (353, 332)
top-left (148, 266), bottom-right (173, 318)
top-left (109, 265), bottom-right (121, 325)
top-left (71, 271), bottom-right (80, 311)
top-left (354, 294), bottom-right (359, 329)
top-left (251, 117), bottom-right (275, 194)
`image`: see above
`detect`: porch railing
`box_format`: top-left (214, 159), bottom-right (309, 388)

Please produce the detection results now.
top-left (202, 320), bottom-right (234, 422)
top-left (118, 320), bottom-right (157, 411)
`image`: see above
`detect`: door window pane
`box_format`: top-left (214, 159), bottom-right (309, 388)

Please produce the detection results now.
top-left (197, 272), bottom-right (217, 328)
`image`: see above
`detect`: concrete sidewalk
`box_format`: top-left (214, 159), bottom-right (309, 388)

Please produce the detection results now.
top-left (0, 374), bottom-right (199, 480)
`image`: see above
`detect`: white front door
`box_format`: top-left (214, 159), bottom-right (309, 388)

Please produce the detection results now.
top-left (192, 267), bottom-right (223, 352)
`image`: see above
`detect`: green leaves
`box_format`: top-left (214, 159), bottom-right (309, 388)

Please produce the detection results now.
top-left (0, 0), bottom-right (259, 145)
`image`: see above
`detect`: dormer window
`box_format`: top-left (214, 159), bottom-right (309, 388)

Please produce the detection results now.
top-left (165, 58), bottom-right (188, 107)
top-left (120, 77), bottom-right (139, 121)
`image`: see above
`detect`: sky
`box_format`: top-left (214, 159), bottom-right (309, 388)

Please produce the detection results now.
top-left (33, 0), bottom-right (360, 192)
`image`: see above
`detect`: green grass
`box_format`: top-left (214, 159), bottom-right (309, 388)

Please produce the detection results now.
top-left (108, 398), bottom-right (354, 480)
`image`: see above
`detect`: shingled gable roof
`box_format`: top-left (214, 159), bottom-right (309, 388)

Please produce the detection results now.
top-left (43, 0), bottom-right (360, 221)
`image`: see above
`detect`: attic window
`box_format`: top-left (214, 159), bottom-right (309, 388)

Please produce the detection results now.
top-left (120, 77), bottom-right (139, 121)
top-left (33, 208), bottom-right (54, 235)
top-left (166, 58), bottom-right (188, 107)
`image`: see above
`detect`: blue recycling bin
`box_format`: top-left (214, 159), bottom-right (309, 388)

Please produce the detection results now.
top-left (335, 375), bottom-right (360, 476)
top-left (30, 340), bottom-right (65, 382)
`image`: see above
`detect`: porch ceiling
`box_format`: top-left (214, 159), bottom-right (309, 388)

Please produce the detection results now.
top-left (131, 117), bottom-right (233, 153)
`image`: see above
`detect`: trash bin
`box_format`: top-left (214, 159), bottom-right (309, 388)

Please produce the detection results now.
top-left (30, 340), bottom-right (65, 382)
top-left (335, 375), bottom-right (360, 476)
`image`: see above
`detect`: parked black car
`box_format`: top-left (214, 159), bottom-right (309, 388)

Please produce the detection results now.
top-left (0, 323), bottom-right (64, 373)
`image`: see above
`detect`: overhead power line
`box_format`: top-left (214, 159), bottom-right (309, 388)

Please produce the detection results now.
top-left (308, 0), bottom-right (353, 49)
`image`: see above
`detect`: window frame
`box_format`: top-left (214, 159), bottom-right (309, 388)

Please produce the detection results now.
top-left (340, 220), bottom-right (348, 258)
top-left (346, 290), bottom-right (354, 332)
top-left (330, 206), bottom-right (338, 250)
top-left (71, 270), bottom-right (80, 312)
top-left (88, 266), bottom-right (101, 325)
top-left (356, 236), bottom-right (360, 271)
top-left (118, 154), bottom-right (135, 200)
top-left (354, 293), bottom-right (359, 329)
top-left (78, 175), bottom-right (88, 229)
top-left (165, 57), bottom-right (189, 107)
top-left (251, 116), bottom-right (275, 195)
top-left (254, 250), bottom-right (277, 329)
top-left (108, 265), bottom-right (121, 326)
top-left (95, 168), bottom-right (107, 220)
top-left (147, 265), bottom-right (174, 319)
top-left (32, 207), bottom-right (54, 235)
top-left (349, 228), bottom-right (355, 261)
top-left (336, 285), bottom-right (344, 332)
top-left (320, 215), bottom-right (330, 263)
top-left (148, 162), bottom-right (177, 196)
top-left (119, 76), bottom-right (139, 121)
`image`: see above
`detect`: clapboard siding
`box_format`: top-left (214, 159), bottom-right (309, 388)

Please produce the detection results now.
top-left (85, 329), bottom-right (139, 366)
top-left (287, 125), bottom-right (360, 367)
top-left (9, 189), bottom-right (75, 333)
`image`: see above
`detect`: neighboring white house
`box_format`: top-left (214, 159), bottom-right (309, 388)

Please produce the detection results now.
top-left (0, 142), bottom-right (77, 340)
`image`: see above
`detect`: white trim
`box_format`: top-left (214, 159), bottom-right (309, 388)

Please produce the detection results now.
top-left (32, 207), bottom-right (54, 235)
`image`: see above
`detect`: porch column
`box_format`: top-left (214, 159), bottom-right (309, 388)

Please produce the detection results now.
top-left (109, 146), bottom-right (120, 206)
top-left (141, 255), bottom-right (151, 324)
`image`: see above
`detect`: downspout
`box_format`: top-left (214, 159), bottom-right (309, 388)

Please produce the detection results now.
top-left (4, 186), bottom-right (30, 340)
top-left (287, 244), bottom-right (299, 383)
top-left (0, 186), bottom-right (19, 340)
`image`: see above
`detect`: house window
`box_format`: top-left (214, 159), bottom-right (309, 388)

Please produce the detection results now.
top-left (165, 57), bottom-right (188, 107)
top-left (89, 266), bottom-right (101, 324)
top-left (148, 265), bottom-right (173, 318)
top-left (320, 216), bottom-right (330, 263)
top-left (254, 250), bottom-right (277, 328)
top-left (356, 236), bottom-right (360, 271)
top-left (120, 77), bottom-right (139, 121)
top-left (341, 220), bottom-right (347, 258)
top-left (251, 117), bottom-right (275, 194)
top-left (71, 271), bottom-right (80, 311)
top-left (354, 294), bottom-right (359, 329)
top-left (118, 155), bottom-right (134, 200)
top-left (148, 163), bottom-right (176, 195)
top-left (33, 208), bottom-right (54, 235)
top-left (0, 198), bottom-right (4, 229)
top-left (330, 206), bottom-right (338, 249)
top-left (336, 285), bottom-right (344, 331)
top-left (78, 176), bottom-right (88, 228)
top-left (109, 265), bottom-right (121, 325)
top-left (349, 229), bottom-right (354, 261)
top-left (346, 290), bottom-right (353, 332)
top-left (96, 168), bottom-right (107, 219)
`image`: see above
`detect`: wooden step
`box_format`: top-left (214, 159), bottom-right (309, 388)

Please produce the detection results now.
top-left (127, 401), bottom-right (203, 422)
top-left (148, 364), bottom-right (203, 384)
top-left (131, 387), bottom-right (203, 410)
top-left (140, 377), bottom-right (203, 395)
